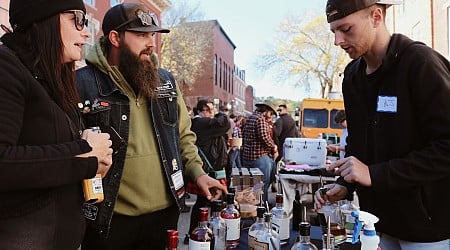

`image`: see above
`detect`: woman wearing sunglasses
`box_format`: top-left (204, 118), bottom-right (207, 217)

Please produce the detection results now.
top-left (0, 0), bottom-right (113, 249)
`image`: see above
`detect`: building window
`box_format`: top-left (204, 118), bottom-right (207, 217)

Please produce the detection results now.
top-left (224, 63), bottom-right (227, 91)
top-left (214, 54), bottom-right (217, 85)
top-left (110, 0), bottom-right (121, 7)
top-left (83, 0), bottom-right (95, 7)
top-left (219, 58), bottom-right (222, 88)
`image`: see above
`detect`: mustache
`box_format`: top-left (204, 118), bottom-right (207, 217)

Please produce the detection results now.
top-left (140, 49), bottom-right (152, 55)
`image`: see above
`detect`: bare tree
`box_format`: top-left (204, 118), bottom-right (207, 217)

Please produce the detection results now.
top-left (257, 15), bottom-right (349, 98)
top-left (160, 0), bottom-right (211, 92)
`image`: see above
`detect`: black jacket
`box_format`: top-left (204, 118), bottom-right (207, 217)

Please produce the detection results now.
top-left (341, 34), bottom-right (450, 242)
top-left (76, 65), bottom-right (190, 238)
top-left (0, 33), bottom-right (98, 249)
top-left (274, 113), bottom-right (298, 157)
top-left (191, 113), bottom-right (230, 171)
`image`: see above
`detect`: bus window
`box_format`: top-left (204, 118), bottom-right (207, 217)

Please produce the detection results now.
top-left (330, 109), bottom-right (344, 129)
top-left (303, 108), bottom-right (328, 128)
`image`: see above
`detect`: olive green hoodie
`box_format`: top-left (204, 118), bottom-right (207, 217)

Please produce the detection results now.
top-left (84, 38), bottom-right (205, 215)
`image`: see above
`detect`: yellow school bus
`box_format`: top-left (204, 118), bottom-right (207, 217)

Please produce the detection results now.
top-left (300, 98), bottom-right (344, 143)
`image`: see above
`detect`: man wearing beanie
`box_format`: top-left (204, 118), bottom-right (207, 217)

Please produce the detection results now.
top-left (76, 3), bottom-right (227, 249)
top-left (315, 0), bottom-right (450, 248)
top-left (0, 0), bottom-right (113, 249)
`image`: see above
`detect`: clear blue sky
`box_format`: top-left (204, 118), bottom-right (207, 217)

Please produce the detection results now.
top-left (198, 0), bottom-right (328, 100)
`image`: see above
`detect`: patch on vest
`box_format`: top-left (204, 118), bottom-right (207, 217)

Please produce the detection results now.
top-left (82, 203), bottom-right (98, 220)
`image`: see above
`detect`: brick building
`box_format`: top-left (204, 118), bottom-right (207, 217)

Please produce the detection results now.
top-left (179, 20), bottom-right (255, 114)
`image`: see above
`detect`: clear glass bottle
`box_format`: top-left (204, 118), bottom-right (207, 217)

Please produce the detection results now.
top-left (339, 199), bottom-right (359, 236)
top-left (254, 213), bottom-right (280, 250)
top-left (166, 229), bottom-right (178, 250)
top-left (271, 194), bottom-right (290, 243)
top-left (210, 200), bottom-right (226, 250)
top-left (291, 222), bottom-right (318, 250)
top-left (248, 206), bottom-right (266, 250)
top-left (220, 193), bottom-right (240, 248)
top-left (189, 207), bottom-right (214, 250)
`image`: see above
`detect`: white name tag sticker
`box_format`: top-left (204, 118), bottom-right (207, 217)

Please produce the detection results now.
top-left (171, 170), bottom-right (184, 190)
top-left (377, 96), bottom-right (397, 113)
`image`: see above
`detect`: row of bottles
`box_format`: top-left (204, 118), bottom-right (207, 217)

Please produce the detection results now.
top-left (168, 188), bottom-right (361, 250)
top-left (188, 192), bottom-right (241, 250)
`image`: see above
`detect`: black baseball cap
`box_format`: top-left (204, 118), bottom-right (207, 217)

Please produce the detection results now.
top-left (102, 2), bottom-right (170, 36)
top-left (326, 0), bottom-right (402, 23)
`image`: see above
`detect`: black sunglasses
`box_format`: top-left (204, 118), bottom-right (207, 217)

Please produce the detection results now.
top-left (63, 10), bottom-right (88, 31)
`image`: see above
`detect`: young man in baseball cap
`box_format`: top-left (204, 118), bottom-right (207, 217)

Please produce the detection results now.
top-left (316, 0), bottom-right (450, 249)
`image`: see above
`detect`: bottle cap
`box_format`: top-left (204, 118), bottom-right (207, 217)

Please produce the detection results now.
top-left (226, 193), bottom-right (235, 204)
top-left (211, 200), bottom-right (223, 213)
top-left (299, 222), bottom-right (311, 236)
top-left (275, 193), bottom-right (283, 203)
top-left (256, 206), bottom-right (266, 218)
top-left (199, 207), bottom-right (209, 221)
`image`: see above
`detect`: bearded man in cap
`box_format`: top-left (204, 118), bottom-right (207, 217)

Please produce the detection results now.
top-left (76, 2), bottom-right (226, 249)
top-left (241, 102), bottom-right (278, 202)
top-left (315, 0), bottom-right (450, 248)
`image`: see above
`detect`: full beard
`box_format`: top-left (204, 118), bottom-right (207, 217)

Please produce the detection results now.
top-left (118, 43), bottom-right (159, 98)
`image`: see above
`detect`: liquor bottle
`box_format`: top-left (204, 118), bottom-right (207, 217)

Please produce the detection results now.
top-left (220, 193), bottom-right (241, 248)
top-left (271, 194), bottom-right (290, 243)
top-left (292, 190), bottom-right (301, 231)
top-left (248, 206), bottom-right (266, 249)
top-left (189, 207), bottom-right (214, 250)
top-left (210, 200), bottom-right (226, 250)
top-left (166, 229), bottom-right (178, 250)
top-left (254, 213), bottom-right (280, 250)
top-left (291, 222), bottom-right (318, 250)
top-left (82, 126), bottom-right (104, 203)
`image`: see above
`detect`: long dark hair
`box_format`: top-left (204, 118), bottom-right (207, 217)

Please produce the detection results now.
top-left (24, 14), bottom-right (80, 115)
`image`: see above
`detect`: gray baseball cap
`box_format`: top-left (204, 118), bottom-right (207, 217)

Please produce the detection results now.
top-left (326, 0), bottom-right (402, 23)
top-left (102, 2), bottom-right (170, 36)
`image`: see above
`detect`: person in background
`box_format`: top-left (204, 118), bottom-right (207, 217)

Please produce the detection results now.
top-left (185, 99), bottom-right (230, 244)
top-left (242, 102), bottom-right (278, 202)
top-left (273, 104), bottom-right (299, 162)
top-left (272, 104), bottom-right (299, 192)
top-left (326, 110), bottom-right (347, 159)
top-left (228, 114), bottom-right (243, 170)
top-left (316, 0), bottom-right (450, 248)
top-left (219, 104), bottom-right (234, 143)
top-left (0, 0), bottom-right (113, 249)
top-left (76, 3), bottom-right (226, 249)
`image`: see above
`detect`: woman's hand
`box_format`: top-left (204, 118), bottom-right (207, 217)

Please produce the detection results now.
top-left (77, 129), bottom-right (113, 178)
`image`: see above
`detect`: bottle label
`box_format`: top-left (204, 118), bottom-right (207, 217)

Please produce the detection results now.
top-left (248, 234), bottom-right (256, 250)
top-left (272, 217), bottom-right (289, 240)
top-left (225, 218), bottom-right (240, 240)
top-left (254, 239), bottom-right (269, 250)
top-left (91, 176), bottom-right (103, 194)
top-left (188, 239), bottom-right (210, 250)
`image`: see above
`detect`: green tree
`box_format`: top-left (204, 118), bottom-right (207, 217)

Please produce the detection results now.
top-left (160, 0), bottom-right (212, 92)
top-left (257, 15), bottom-right (349, 98)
